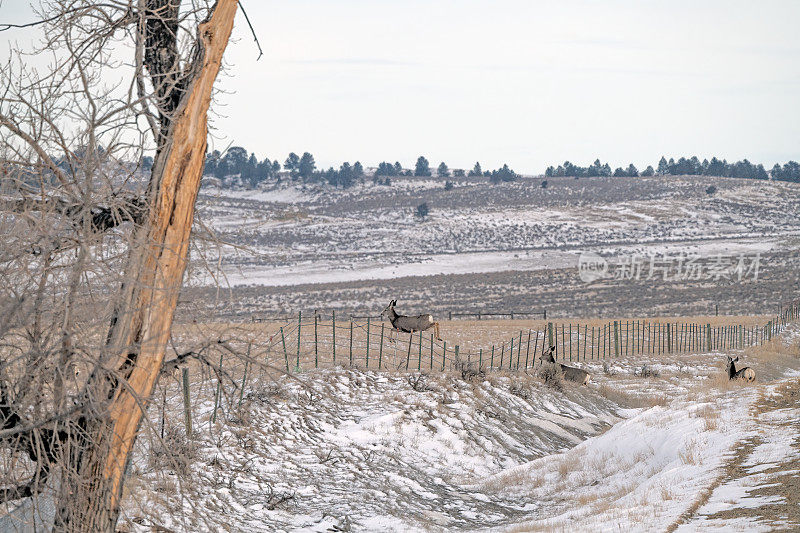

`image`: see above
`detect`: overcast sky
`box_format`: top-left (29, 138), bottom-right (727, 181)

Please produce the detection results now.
top-left (3, 1), bottom-right (799, 173)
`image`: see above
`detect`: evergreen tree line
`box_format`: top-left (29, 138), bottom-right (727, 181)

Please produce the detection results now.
top-left (202, 148), bottom-right (521, 189)
top-left (545, 156), bottom-right (800, 182)
top-left (203, 148), bottom-right (365, 189)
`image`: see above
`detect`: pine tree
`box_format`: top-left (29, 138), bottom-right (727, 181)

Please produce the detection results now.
top-left (469, 162), bottom-right (482, 177)
top-left (298, 152), bottom-right (316, 179)
top-left (415, 156), bottom-right (431, 176)
top-left (657, 156), bottom-right (669, 175)
top-left (284, 152), bottom-right (300, 178)
top-left (437, 162), bottom-right (450, 177)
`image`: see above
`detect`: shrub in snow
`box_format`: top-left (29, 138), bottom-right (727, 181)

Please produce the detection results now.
top-left (635, 364), bottom-right (660, 378)
top-left (537, 363), bottom-right (563, 391)
top-left (407, 373), bottom-right (433, 392)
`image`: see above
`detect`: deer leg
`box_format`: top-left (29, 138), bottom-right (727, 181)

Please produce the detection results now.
top-left (434, 322), bottom-right (441, 340)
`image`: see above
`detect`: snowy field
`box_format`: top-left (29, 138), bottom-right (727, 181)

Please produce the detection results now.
top-left (183, 175), bottom-right (800, 319)
top-left (118, 325), bottom-right (800, 532)
top-left (193, 175), bottom-right (799, 288)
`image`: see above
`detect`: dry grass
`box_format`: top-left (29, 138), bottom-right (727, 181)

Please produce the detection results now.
top-left (748, 337), bottom-right (789, 360)
top-left (576, 491), bottom-right (600, 506)
top-left (596, 384), bottom-right (668, 409)
top-left (679, 439), bottom-right (700, 465)
top-left (695, 404), bottom-right (721, 431)
top-left (557, 453), bottom-right (582, 477)
top-left (482, 468), bottom-right (543, 492)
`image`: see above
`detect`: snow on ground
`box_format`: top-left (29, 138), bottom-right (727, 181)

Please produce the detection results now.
top-left (123, 369), bottom-right (623, 532)
top-left (195, 238), bottom-right (781, 288)
top-left (202, 185), bottom-right (317, 204)
top-left (118, 327), bottom-right (800, 532)
top-left (483, 386), bottom-right (761, 532)
top-left (191, 176), bottom-right (800, 289)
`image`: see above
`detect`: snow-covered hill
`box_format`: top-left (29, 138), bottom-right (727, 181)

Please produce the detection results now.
top-left (180, 174), bottom-right (800, 319)
top-left (119, 325), bottom-right (800, 531)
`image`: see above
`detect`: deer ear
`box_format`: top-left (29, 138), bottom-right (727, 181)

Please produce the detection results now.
top-left (733, 356), bottom-right (739, 362)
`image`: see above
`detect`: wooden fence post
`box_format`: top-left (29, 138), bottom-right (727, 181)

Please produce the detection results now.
top-left (667, 323), bottom-right (671, 354)
top-left (182, 368), bottom-right (192, 438)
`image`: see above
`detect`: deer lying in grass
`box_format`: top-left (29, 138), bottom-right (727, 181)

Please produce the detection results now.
top-left (543, 345), bottom-right (590, 385)
top-left (381, 299), bottom-right (442, 340)
top-left (726, 355), bottom-right (755, 382)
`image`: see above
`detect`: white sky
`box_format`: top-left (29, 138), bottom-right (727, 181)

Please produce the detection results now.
top-left (3, 1), bottom-right (799, 173)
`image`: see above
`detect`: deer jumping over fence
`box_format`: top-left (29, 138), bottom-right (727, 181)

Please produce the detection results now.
top-left (726, 355), bottom-right (755, 382)
top-left (543, 345), bottom-right (590, 385)
top-left (381, 300), bottom-right (442, 340)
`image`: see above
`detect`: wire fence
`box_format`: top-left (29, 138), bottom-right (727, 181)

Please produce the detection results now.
top-left (169, 302), bottom-right (799, 437)
top-left (248, 303), bottom-right (800, 375)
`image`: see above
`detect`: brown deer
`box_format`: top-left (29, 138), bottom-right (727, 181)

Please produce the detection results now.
top-left (381, 300), bottom-right (441, 340)
top-left (543, 345), bottom-right (590, 385)
top-left (726, 355), bottom-right (755, 382)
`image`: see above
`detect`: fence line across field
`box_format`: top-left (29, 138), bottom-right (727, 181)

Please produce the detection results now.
top-left (250, 303), bottom-right (799, 374)
top-left (171, 301), bottom-right (799, 437)
top-left (251, 309), bottom-right (548, 323)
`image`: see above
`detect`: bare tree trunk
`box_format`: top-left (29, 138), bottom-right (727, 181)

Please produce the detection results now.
top-left (53, 1), bottom-right (238, 530)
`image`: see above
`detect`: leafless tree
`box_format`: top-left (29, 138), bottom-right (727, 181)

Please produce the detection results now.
top-left (0, 0), bottom-right (239, 530)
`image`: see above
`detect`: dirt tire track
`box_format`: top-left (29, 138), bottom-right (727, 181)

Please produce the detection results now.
top-left (668, 379), bottom-right (800, 532)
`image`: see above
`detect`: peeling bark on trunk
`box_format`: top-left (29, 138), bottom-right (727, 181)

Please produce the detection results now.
top-left (52, 1), bottom-right (238, 530)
